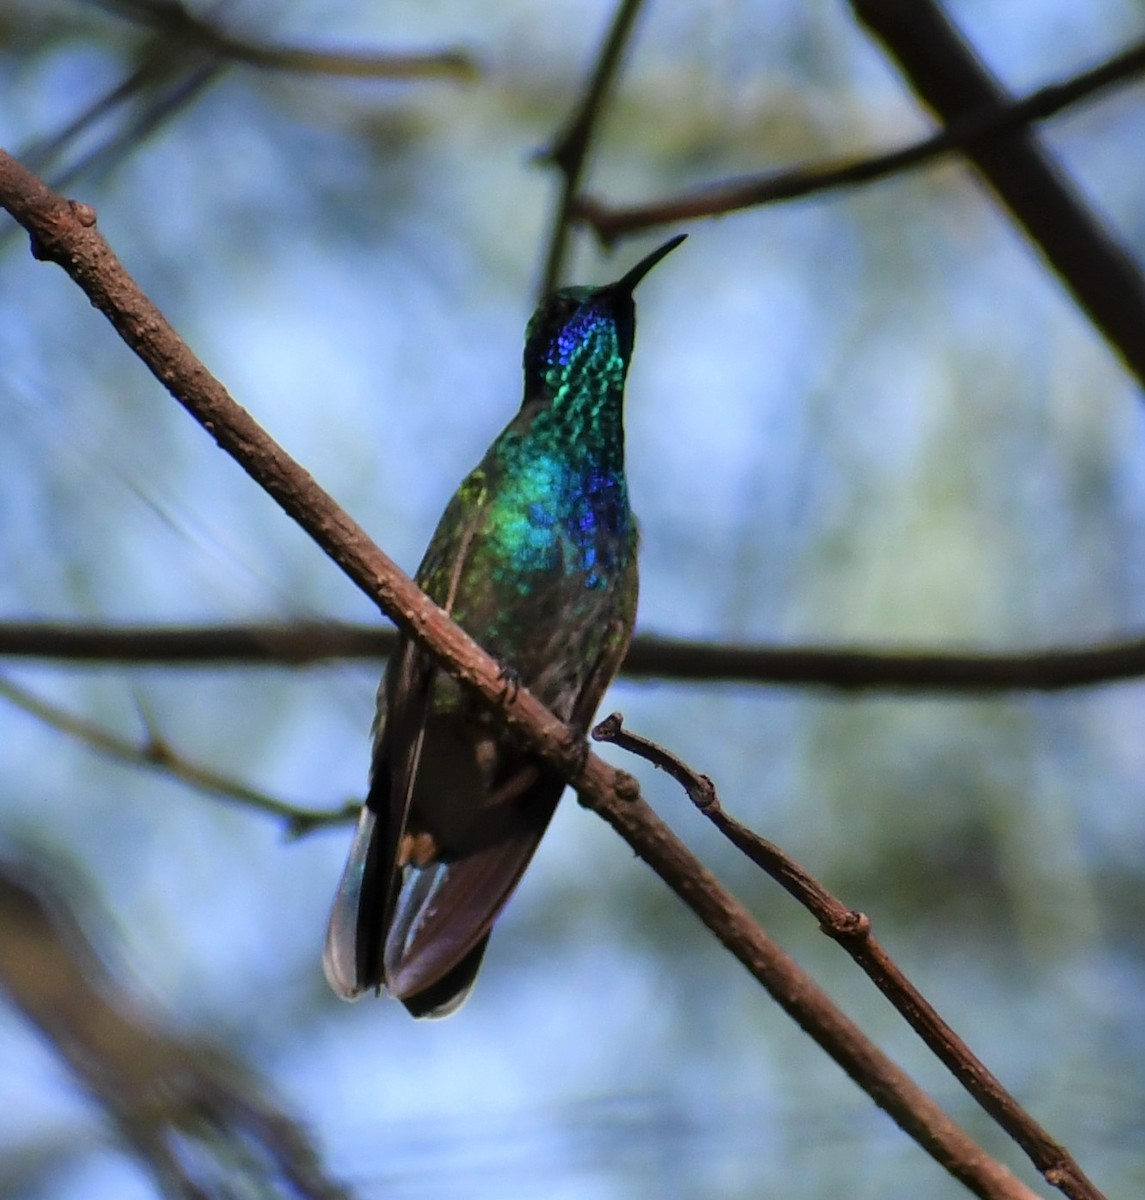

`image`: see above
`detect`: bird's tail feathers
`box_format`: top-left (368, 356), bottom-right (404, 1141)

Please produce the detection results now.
top-left (322, 806), bottom-right (377, 1001)
top-left (383, 769), bottom-right (565, 1013)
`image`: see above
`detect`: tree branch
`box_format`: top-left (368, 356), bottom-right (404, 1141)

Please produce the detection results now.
top-left (5, 620), bottom-right (1145, 693)
top-left (0, 860), bottom-right (352, 1199)
top-left (4, 4), bottom-right (473, 244)
top-left (593, 713), bottom-right (1105, 1200)
top-left (94, 0), bottom-right (476, 80)
top-left (849, 0), bottom-right (1145, 390)
top-left (535, 0), bottom-right (647, 295)
top-left (0, 674), bottom-right (354, 835)
top-left (575, 33), bottom-right (1145, 245)
top-left (0, 148), bottom-right (1042, 1200)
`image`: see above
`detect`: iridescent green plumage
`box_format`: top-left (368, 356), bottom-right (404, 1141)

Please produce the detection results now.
top-left (324, 235), bottom-right (684, 1016)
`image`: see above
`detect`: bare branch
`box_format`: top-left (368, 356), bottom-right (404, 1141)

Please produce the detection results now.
top-left (0, 860), bottom-right (352, 1199)
top-left (0, 149), bottom-right (1043, 1199)
top-left (21, 52), bottom-right (177, 176)
top-left (0, 674), bottom-right (354, 835)
top-left (849, 0), bottom-right (1145, 390)
top-left (54, 63), bottom-right (222, 189)
top-left (0, 620), bottom-right (390, 667)
top-left (5, 620), bottom-right (1145, 694)
top-left (594, 713), bottom-right (1105, 1200)
top-left (93, 0), bottom-right (476, 80)
top-left (4, 3), bottom-right (473, 244)
top-left (536, 0), bottom-right (647, 295)
top-left (0, 58), bottom-right (222, 255)
top-left (575, 34), bottom-right (1145, 245)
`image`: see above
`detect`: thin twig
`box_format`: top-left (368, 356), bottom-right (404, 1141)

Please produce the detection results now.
top-left (536, 0), bottom-right (647, 295)
top-left (592, 712), bottom-right (1105, 1200)
top-left (0, 674), bottom-right (354, 836)
top-left (54, 64), bottom-right (222, 190)
top-left (575, 33), bottom-right (1145, 245)
top-left (92, 0), bottom-right (476, 80)
top-left (0, 149), bottom-right (1042, 1200)
top-left (20, 52), bottom-right (172, 175)
top-left (6, 620), bottom-right (1145, 694)
top-left (4, 4), bottom-right (472, 245)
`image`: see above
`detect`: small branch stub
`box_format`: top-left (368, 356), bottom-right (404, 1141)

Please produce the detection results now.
top-left (593, 710), bottom-right (717, 809)
top-left (599, 710), bottom-right (1106, 1200)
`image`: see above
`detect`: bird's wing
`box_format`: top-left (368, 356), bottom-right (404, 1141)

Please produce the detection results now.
top-left (323, 473), bottom-right (488, 1000)
top-left (383, 760), bottom-right (562, 1012)
top-left (387, 559), bottom-right (639, 1014)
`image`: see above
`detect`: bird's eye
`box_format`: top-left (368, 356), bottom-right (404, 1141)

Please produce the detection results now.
top-left (552, 297), bottom-right (582, 332)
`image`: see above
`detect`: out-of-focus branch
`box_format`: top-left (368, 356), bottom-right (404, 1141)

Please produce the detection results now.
top-left (535, 0), bottom-right (647, 295)
top-left (56, 62), bottom-right (222, 190)
top-left (93, 0), bottom-right (476, 79)
top-left (0, 674), bottom-right (354, 834)
top-left (0, 860), bottom-right (351, 1199)
top-left (5, 620), bottom-right (1145, 693)
top-left (849, 0), bottom-right (1145, 390)
top-left (0, 55), bottom-right (222, 254)
top-left (575, 33), bottom-right (1145, 245)
top-left (594, 712), bottom-right (1105, 1200)
top-left (21, 51), bottom-right (184, 176)
top-left (4, 2), bottom-right (472, 245)
top-left (0, 149), bottom-right (1042, 1200)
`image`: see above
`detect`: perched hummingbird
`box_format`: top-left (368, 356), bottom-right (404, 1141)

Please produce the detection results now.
top-left (323, 234), bottom-right (686, 1017)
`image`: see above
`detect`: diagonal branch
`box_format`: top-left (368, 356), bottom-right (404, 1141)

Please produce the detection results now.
top-left (0, 861), bottom-right (351, 1198)
top-left (20, 52), bottom-right (178, 177)
top-left (535, 0), bottom-right (647, 295)
top-left (0, 674), bottom-right (354, 835)
top-left (849, 0), bottom-right (1145, 390)
top-left (575, 34), bottom-right (1145, 245)
top-left (4, 5), bottom-right (473, 244)
top-left (593, 713), bottom-right (1105, 1200)
top-left (6, 621), bottom-right (1145, 693)
top-left (0, 148), bottom-right (1044, 1200)
top-left (53, 63), bottom-right (222, 190)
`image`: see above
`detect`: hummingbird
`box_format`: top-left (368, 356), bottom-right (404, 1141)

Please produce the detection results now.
top-left (323, 234), bottom-right (686, 1017)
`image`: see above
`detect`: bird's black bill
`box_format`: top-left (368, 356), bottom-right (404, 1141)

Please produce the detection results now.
top-left (613, 233), bottom-right (687, 296)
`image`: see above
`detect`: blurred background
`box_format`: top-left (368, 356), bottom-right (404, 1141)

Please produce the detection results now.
top-left (1, 0), bottom-right (1144, 1196)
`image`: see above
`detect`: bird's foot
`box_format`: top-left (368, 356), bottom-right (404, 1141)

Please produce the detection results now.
top-left (496, 662), bottom-right (522, 704)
